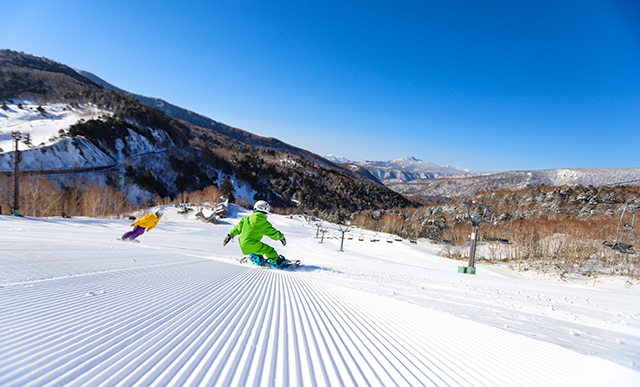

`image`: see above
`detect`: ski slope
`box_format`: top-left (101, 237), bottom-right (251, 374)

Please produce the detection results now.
top-left (1, 206), bottom-right (639, 386)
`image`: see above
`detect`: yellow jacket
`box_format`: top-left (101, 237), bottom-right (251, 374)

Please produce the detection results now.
top-left (131, 213), bottom-right (160, 232)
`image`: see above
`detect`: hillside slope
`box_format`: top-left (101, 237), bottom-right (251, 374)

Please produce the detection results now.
top-left (76, 69), bottom-right (382, 187)
top-left (1, 50), bottom-right (411, 211)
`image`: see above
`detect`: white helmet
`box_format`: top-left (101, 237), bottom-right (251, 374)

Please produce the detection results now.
top-left (254, 200), bottom-right (270, 214)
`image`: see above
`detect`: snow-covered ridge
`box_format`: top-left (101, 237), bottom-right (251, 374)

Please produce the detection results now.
top-left (0, 100), bottom-right (111, 153)
top-left (324, 154), bottom-right (353, 163)
top-left (324, 155), bottom-right (473, 182)
top-left (0, 137), bottom-right (115, 172)
top-left (388, 167), bottom-right (640, 200)
top-left (0, 100), bottom-right (176, 173)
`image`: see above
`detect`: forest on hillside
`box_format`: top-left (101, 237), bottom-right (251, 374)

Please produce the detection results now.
top-left (348, 184), bottom-right (640, 279)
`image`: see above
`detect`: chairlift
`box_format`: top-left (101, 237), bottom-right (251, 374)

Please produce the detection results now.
top-left (483, 218), bottom-right (513, 244)
top-left (386, 235), bottom-right (394, 243)
top-left (371, 233), bottom-right (380, 242)
top-left (442, 226), bottom-right (454, 244)
top-left (358, 233), bottom-right (365, 241)
top-left (461, 202), bottom-right (492, 272)
top-left (603, 202), bottom-right (637, 254)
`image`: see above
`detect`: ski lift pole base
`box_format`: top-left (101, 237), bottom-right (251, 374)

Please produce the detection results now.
top-left (458, 266), bottom-right (476, 275)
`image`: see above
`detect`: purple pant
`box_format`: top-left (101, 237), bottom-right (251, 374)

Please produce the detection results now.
top-left (122, 226), bottom-right (145, 240)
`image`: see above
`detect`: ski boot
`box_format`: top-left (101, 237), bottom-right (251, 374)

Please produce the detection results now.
top-left (268, 255), bottom-right (288, 269)
top-left (249, 254), bottom-right (266, 266)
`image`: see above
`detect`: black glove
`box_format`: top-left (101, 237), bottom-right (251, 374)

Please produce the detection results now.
top-left (281, 236), bottom-right (287, 246)
top-left (223, 234), bottom-right (233, 246)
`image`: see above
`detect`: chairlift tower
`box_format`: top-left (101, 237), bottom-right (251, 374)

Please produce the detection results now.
top-left (315, 221), bottom-right (323, 238)
top-left (338, 224), bottom-right (350, 252)
top-left (12, 131), bottom-right (21, 216)
top-left (459, 202), bottom-right (491, 274)
top-left (319, 228), bottom-right (327, 244)
top-left (603, 201), bottom-right (637, 254)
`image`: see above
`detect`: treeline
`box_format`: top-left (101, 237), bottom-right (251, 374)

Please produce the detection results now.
top-left (153, 184), bottom-right (226, 211)
top-left (343, 185), bottom-right (640, 279)
top-left (0, 174), bottom-right (137, 218)
top-left (0, 174), bottom-right (229, 219)
top-left (441, 216), bottom-right (637, 279)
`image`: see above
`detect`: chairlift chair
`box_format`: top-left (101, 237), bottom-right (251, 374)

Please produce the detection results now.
top-left (603, 203), bottom-right (637, 254)
top-left (442, 227), bottom-right (454, 244)
top-left (484, 218), bottom-right (513, 244)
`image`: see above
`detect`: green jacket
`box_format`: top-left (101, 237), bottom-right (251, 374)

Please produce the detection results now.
top-left (230, 211), bottom-right (284, 254)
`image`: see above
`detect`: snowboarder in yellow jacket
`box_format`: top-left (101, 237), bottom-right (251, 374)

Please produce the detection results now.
top-left (122, 210), bottom-right (163, 241)
top-left (223, 200), bottom-right (287, 268)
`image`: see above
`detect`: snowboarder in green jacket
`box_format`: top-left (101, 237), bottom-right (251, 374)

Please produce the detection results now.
top-left (223, 200), bottom-right (287, 268)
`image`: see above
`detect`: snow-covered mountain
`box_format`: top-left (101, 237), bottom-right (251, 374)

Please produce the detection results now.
top-left (0, 99), bottom-right (202, 203)
top-left (358, 156), bottom-right (472, 183)
top-left (324, 154), bottom-right (353, 163)
top-left (1, 50), bottom-right (408, 210)
top-left (0, 101), bottom-right (112, 153)
top-left (388, 168), bottom-right (640, 201)
top-left (78, 69), bottom-right (358, 176)
top-left (324, 154), bottom-right (640, 201)
top-left (0, 101), bottom-right (176, 172)
top-left (324, 155), bottom-right (472, 183)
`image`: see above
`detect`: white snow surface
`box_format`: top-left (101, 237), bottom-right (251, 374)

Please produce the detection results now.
top-left (1, 206), bottom-right (639, 386)
top-left (0, 100), bottom-right (111, 153)
top-left (0, 100), bottom-right (118, 172)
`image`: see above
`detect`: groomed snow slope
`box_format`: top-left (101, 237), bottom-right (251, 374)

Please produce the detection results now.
top-left (1, 207), bottom-right (639, 386)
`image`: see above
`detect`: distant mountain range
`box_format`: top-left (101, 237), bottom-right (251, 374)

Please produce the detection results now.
top-left (386, 168), bottom-right (640, 202)
top-left (325, 155), bottom-right (640, 201)
top-left (359, 157), bottom-right (472, 183)
top-left (324, 155), bottom-right (472, 183)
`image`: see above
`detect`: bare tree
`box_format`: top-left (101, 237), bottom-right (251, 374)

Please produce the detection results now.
top-left (80, 184), bottom-right (103, 218)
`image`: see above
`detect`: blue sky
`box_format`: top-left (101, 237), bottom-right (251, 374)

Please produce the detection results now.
top-left (2, 0), bottom-right (639, 172)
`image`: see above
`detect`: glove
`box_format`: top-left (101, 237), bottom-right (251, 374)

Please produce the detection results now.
top-left (281, 236), bottom-right (287, 246)
top-left (223, 234), bottom-right (233, 246)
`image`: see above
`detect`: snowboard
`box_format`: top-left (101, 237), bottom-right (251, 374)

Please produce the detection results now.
top-left (239, 255), bottom-right (301, 270)
top-left (117, 238), bottom-right (140, 243)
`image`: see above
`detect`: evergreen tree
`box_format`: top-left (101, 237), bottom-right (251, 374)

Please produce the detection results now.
top-left (220, 179), bottom-right (236, 203)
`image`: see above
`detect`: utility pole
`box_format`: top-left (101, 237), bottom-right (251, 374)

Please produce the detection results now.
top-left (12, 131), bottom-right (21, 216)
